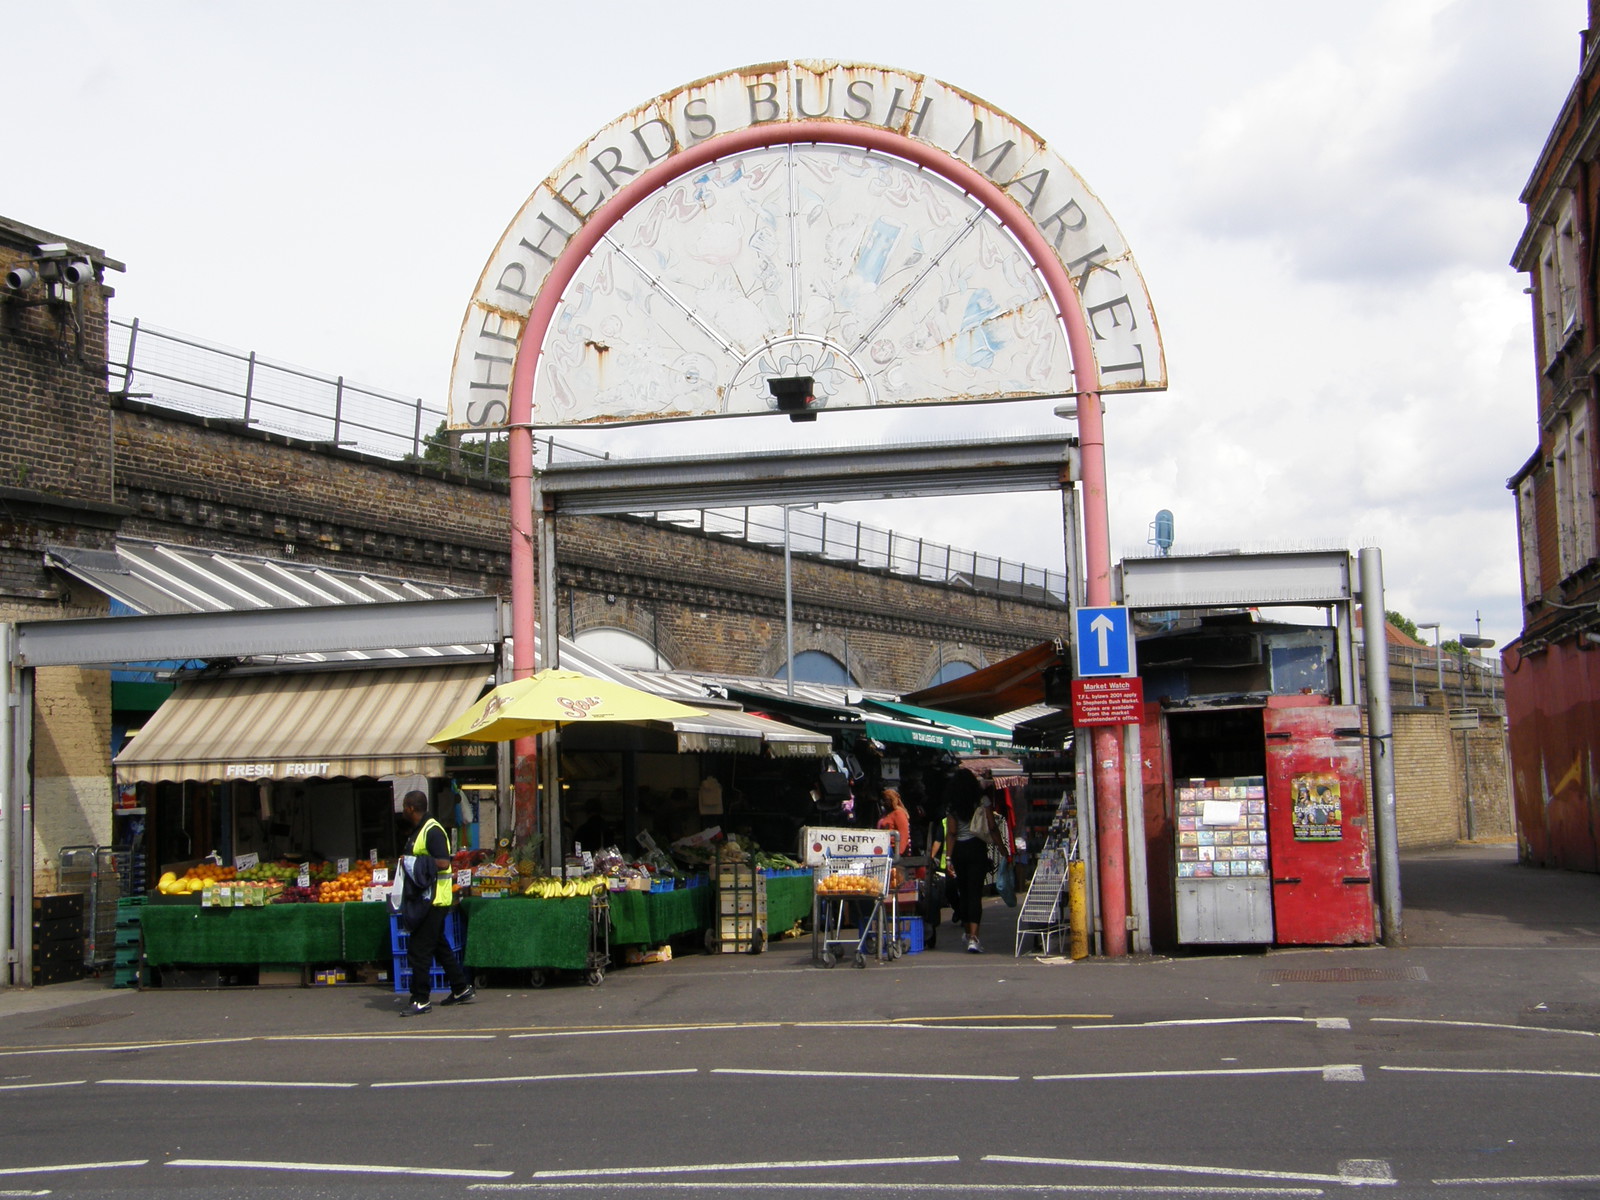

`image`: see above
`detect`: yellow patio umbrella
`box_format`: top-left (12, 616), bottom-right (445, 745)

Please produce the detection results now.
top-left (427, 668), bottom-right (707, 744)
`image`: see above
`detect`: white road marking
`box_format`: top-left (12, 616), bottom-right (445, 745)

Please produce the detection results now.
top-left (711, 1067), bottom-right (1019, 1082)
top-left (373, 1069), bottom-right (697, 1089)
top-left (1073, 1017), bottom-right (1316, 1031)
top-left (1371, 1017), bottom-right (1598, 1039)
top-left (0, 1162), bottom-right (146, 1177)
top-left (98, 1078), bottom-right (357, 1089)
top-left (1315, 1018), bottom-right (1351, 1030)
top-left (793, 1022), bottom-right (1057, 1031)
top-left (1435, 1173), bottom-right (1600, 1187)
top-left (264, 1033), bottom-right (497, 1042)
top-left (988, 1154), bottom-right (1395, 1187)
top-left (1033, 1065), bottom-right (1363, 1082)
top-left (0, 1037), bottom-right (255, 1058)
top-left (508, 1024), bottom-right (779, 1040)
top-left (795, 1022), bottom-right (1058, 1031)
top-left (1338, 1160), bottom-right (1393, 1181)
top-left (0, 1081), bottom-right (83, 1091)
top-left (1382, 1065), bottom-right (1600, 1080)
top-left (532, 1156), bottom-right (961, 1179)
top-left (474, 1184), bottom-right (1323, 1194)
top-left (167, 1158), bottom-right (513, 1179)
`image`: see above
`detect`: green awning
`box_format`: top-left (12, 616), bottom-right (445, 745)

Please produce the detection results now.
top-left (863, 699), bottom-right (1012, 751)
top-left (862, 715), bottom-right (979, 755)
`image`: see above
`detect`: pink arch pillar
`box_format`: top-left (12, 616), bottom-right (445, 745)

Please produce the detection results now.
top-left (506, 121), bottom-right (1129, 956)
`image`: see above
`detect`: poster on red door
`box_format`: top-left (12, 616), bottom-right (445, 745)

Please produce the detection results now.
top-left (1291, 772), bottom-right (1343, 840)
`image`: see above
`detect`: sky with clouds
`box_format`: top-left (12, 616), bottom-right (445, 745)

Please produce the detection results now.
top-left (5, 0), bottom-right (1584, 649)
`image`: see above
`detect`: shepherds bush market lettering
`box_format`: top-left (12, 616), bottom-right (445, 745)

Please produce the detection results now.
top-left (450, 61), bottom-right (1164, 430)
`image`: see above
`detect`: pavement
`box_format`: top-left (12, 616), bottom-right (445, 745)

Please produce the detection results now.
top-left (4, 840), bottom-right (1597, 1036)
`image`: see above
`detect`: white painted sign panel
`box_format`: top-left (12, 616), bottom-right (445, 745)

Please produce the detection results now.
top-left (449, 61), bottom-right (1164, 431)
top-left (800, 826), bottom-right (894, 866)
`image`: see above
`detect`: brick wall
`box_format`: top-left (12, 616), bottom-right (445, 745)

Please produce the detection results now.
top-left (0, 229), bottom-right (113, 506)
top-left (1388, 701), bottom-right (1512, 849)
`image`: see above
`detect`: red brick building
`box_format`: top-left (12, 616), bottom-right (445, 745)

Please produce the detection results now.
top-left (1507, 4), bottom-right (1600, 871)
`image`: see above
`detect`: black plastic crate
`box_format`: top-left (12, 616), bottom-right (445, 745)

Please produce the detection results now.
top-left (32, 893), bottom-right (83, 922)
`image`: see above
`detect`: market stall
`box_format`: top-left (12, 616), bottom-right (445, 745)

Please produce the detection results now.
top-left (140, 901), bottom-right (390, 972)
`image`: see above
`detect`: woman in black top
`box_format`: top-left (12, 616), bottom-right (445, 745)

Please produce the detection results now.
top-left (943, 770), bottom-right (990, 953)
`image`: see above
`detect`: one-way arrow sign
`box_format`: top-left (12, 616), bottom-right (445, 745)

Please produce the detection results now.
top-left (1074, 605), bottom-right (1135, 678)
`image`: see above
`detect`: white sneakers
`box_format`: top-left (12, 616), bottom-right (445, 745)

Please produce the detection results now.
top-left (964, 935), bottom-right (984, 954)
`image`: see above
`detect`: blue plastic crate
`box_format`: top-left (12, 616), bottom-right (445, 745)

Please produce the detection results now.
top-left (648, 878), bottom-right (675, 893)
top-left (391, 959), bottom-right (453, 994)
top-left (896, 915), bottom-right (925, 954)
top-left (388, 911), bottom-right (461, 956)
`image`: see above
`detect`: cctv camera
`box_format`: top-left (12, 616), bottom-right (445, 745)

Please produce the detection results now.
top-left (3, 264), bottom-right (38, 293)
top-left (61, 259), bottom-right (95, 286)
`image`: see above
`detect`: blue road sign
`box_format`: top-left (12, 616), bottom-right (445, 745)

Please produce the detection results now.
top-left (1075, 605), bottom-right (1135, 678)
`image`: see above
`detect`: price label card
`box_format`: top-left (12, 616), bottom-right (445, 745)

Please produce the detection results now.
top-left (369, 849), bottom-right (378, 864)
top-left (363, 885), bottom-right (386, 904)
top-left (336, 858), bottom-right (350, 875)
top-left (455, 868), bottom-right (472, 888)
top-left (297, 865), bottom-right (311, 888)
top-left (372, 867), bottom-right (389, 885)
top-left (236, 852), bottom-right (259, 872)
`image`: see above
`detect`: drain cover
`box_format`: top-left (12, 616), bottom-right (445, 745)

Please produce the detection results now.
top-left (31, 1011), bottom-right (132, 1030)
top-left (1259, 966), bottom-right (1428, 983)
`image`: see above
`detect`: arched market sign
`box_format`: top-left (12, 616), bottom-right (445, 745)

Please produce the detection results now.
top-left (448, 61), bottom-right (1165, 430)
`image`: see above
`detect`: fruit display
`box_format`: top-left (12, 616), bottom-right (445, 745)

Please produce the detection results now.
top-left (816, 872), bottom-right (881, 898)
top-left (521, 875), bottom-right (606, 898)
top-left (156, 858), bottom-right (390, 903)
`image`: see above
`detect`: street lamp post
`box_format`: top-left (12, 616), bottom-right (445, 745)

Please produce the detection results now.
top-left (1417, 622), bottom-right (1442, 695)
top-left (1456, 631), bottom-right (1496, 842)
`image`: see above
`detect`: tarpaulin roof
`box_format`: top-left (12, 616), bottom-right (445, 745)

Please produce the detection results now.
top-left (904, 640), bottom-right (1067, 718)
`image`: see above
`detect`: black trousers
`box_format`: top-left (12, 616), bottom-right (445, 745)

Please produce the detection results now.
top-left (952, 838), bottom-right (989, 927)
top-left (407, 905), bottom-right (469, 1002)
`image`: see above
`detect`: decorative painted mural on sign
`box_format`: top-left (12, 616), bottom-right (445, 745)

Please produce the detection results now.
top-left (449, 61), bottom-right (1165, 430)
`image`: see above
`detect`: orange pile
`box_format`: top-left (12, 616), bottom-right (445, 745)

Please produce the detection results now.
top-left (317, 861), bottom-right (379, 903)
top-left (181, 863), bottom-right (236, 883)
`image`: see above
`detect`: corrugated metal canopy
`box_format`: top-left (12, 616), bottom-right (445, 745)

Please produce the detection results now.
top-left (46, 540), bottom-right (488, 664)
top-left (114, 663), bottom-right (492, 784)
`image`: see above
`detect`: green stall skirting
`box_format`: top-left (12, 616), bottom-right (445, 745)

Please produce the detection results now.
top-left (141, 902), bottom-right (391, 967)
top-left (764, 875), bottom-right (813, 934)
top-left (607, 887), bottom-right (713, 946)
top-left (459, 897), bottom-right (594, 971)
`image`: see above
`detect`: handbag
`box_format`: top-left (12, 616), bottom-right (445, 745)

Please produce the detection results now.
top-left (995, 857), bottom-right (1017, 908)
top-left (967, 804), bottom-right (995, 846)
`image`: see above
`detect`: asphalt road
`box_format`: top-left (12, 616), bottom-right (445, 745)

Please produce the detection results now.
top-left (2, 844), bottom-right (1596, 1199)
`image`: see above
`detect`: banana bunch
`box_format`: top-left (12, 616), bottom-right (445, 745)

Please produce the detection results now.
top-left (523, 876), bottom-right (606, 898)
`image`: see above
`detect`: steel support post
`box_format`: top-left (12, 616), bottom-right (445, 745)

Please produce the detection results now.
top-left (1359, 548), bottom-right (1403, 946)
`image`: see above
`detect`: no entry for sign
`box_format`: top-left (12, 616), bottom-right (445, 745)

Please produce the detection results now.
top-left (1071, 677), bottom-right (1144, 726)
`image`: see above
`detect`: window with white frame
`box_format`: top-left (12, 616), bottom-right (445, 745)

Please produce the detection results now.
top-left (1552, 409), bottom-right (1597, 578)
top-left (1558, 208), bottom-right (1581, 336)
top-left (1517, 473), bottom-right (1541, 602)
top-left (1538, 196), bottom-right (1582, 361)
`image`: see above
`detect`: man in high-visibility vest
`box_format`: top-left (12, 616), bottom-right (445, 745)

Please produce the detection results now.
top-left (399, 791), bottom-right (472, 1015)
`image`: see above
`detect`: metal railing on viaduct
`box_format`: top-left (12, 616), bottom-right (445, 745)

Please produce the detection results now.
top-left (107, 318), bottom-right (1070, 605)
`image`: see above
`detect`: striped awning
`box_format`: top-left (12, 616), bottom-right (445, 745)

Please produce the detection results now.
top-left (114, 663), bottom-right (492, 785)
top-left (667, 708), bottom-right (832, 757)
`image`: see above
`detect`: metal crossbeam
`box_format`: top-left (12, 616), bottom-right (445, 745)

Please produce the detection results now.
top-left (536, 435), bottom-right (1079, 515)
top-left (15, 596), bottom-right (503, 668)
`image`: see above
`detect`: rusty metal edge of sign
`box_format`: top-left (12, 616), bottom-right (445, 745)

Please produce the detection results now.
top-left (447, 60), bottom-right (1166, 431)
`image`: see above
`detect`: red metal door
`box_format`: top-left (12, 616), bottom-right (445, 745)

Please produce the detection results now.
top-left (1264, 703), bottom-right (1375, 945)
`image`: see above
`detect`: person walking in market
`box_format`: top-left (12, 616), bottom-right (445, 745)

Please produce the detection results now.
top-left (944, 769), bottom-right (995, 954)
top-left (398, 790), bottom-right (473, 1015)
